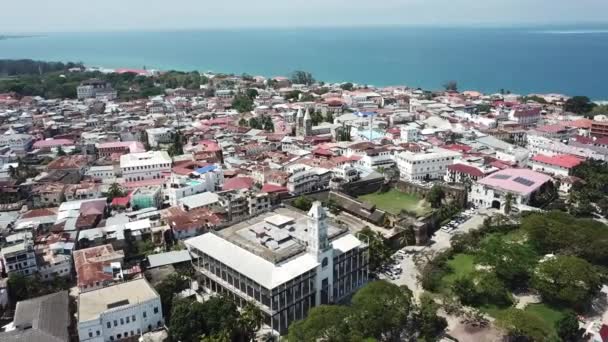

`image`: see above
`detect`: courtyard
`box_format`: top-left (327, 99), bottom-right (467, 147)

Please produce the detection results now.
top-left (358, 189), bottom-right (432, 217)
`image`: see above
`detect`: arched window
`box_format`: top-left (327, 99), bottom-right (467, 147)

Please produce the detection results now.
top-left (322, 257), bottom-right (329, 268)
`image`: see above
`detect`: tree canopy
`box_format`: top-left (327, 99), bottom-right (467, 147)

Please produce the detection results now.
top-left (426, 185), bottom-right (445, 209)
top-left (290, 71), bottom-right (315, 86)
top-left (155, 273), bottom-right (189, 320)
top-left (532, 255), bottom-right (601, 309)
top-left (475, 235), bottom-right (538, 288)
top-left (564, 95), bottom-right (596, 115)
top-left (231, 94), bottom-right (254, 113)
top-left (497, 308), bottom-right (553, 342)
top-left (522, 211), bottom-right (608, 265)
top-left (443, 80), bottom-right (458, 91)
top-left (288, 281), bottom-right (437, 342)
top-left (356, 227), bottom-right (392, 272)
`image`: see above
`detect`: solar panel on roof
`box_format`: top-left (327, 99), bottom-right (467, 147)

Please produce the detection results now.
top-left (491, 174), bottom-right (511, 180)
top-left (513, 177), bottom-right (534, 187)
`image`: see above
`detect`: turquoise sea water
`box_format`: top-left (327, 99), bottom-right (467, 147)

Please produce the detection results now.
top-left (1, 27), bottom-right (607, 98)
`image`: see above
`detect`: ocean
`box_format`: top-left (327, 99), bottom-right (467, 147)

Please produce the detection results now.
top-left (1, 27), bottom-right (607, 99)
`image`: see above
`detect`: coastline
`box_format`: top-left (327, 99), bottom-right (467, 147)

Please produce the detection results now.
top-left (0, 27), bottom-right (607, 98)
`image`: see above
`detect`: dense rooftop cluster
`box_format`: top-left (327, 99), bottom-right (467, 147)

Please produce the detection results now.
top-left (0, 66), bottom-right (608, 341)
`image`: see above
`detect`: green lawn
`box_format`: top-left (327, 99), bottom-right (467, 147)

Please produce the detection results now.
top-left (524, 303), bottom-right (567, 328)
top-left (438, 253), bottom-right (476, 293)
top-left (358, 189), bottom-right (432, 217)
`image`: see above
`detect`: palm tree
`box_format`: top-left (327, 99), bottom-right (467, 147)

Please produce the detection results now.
top-left (236, 302), bottom-right (264, 342)
top-left (108, 182), bottom-right (124, 199)
top-left (504, 193), bottom-right (513, 215)
top-left (398, 224), bottom-right (415, 247)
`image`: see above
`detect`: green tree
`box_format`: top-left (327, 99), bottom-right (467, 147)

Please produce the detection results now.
top-left (235, 302), bottom-right (265, 342)
top-left (170, 299), bottom-right (208, 342)
top-left (168, 131), bottom-right (184, 157)
top-left (245, 88), bottom-right (258, 100)
top-left (325, 111), bottom-right (334, 123)
top-left (238, 117), bottom-right (248, 127)
top-left (451, 277), bottom-right (479, 306)
top-left (476, 235), bottom-right (538, 288)
top-left (522, 211), bottom-right (608, 265)
top-left (564, 96), bottom-right (596, 115)
top-left (287, 305), bottom-right (357, 342)
top-left (232, 94), bottom-right (254, 113)
top-left (155, 274), bottom-right (189, 319)
top-left (263, 118), bottom-right (275, 132)
top-left (340, 82), bottom-right (354, 91)
top-left (416, 294), bottom-right (448, 341)
top-left (201, 296), bottom-right (240, 335)
top-left (140, 130), bottom-right (151, 150)
top-left (292, 196), bottom-right (313, 211)
top-left (107, 182), bottom-right (124, 200)
top-left (356, 227), bottom-right (392, 272)
top-left (532, 255), bottom-right (601, 309)
top-left (504, 192), bottom-right (513, 214)
top-left (497, 309), bottom-right (552, 342)
top-left (426, 185), bottom-right (445, 209)
top-left (443, 80), bottom-right (458, 91)
top-left (290, 70), bottom-right (315, 85)
top-left (350, 281), bottom-right (415, 341)
top-left (591, 104), bottom-right (608, 115)
top-left (56, 145), bottom-right (66, 156)
top-left (476, 272), bottom-right (512, 306)
top-left (556, 311), bottom-right (582, 342)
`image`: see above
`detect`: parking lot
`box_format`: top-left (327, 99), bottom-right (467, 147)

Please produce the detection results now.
top-left (378, 208), bottom-right (492, 297)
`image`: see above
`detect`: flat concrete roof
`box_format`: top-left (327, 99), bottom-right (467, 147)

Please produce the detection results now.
top-left (78, 278), bottom-right (159, 322)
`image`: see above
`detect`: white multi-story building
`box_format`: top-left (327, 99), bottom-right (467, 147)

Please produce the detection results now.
top-left (469, 168), bottom-right (553, 210)
top-left (178, 192), bottom-right (221, 211)
top-left (1, 239), bottom-right (38, 277)
top-left (120, 151), bottom-right (172, 183)
top-left (400, 124), bottom-right (419, 142)
top-left (78, 279), bottom-right (164, 342)
top-left (396, 148), bottom-right (461, 181)
top-left (185, 203), bottom-right (369, 334)
top-left (0, 133), bottom-right (33, 154)
top-left (77, 79), bottom-right (117, 100)
top-left (530, 154), bottom-right (583, 177)
top-left (145, 128), bottom-right (173, 147)
top-left (287, 167), bottom-right (332, 195)
top-left (164, 166), bottom-right (224, 206)
top-left (332, 164), bottom-right (360, 183)
top-left (86, 165), bottom-right (119, 183)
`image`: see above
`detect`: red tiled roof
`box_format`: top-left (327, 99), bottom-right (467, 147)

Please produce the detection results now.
top-left (21, 207), bottom-right (58, 219)
top-left (312, 148), bottom-right (333, 157)
top-left (443, 143), bottom-right (472, 153)
top-left (536, 124), bottom-right (566, 133)
top-left (564, 119), bottom-right (593, 129)
top-left (447, 163), bottom-right (485, 177)
top-left (513, 106), bottom-right (541, 117)
top-left (572, 135), bottom-right (594, 145)
top-left (33, 138), bottom-right (74, 149)
top-left (73, 244), bottom-right (124, 288)
top-left (261, 183), bottom-right (289, 193)
top-left (223, 177), bottom-right (254, 191)
top-left (596, 136), bottom-right (608, 145)
top-left (531, 154), bottom-right (583, 169)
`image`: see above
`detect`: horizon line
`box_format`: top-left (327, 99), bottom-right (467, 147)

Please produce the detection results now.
top-left (3, 21), bottom-right (608, 35)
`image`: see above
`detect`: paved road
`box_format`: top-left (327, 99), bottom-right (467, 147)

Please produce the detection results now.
top-left (386, 209), bottom-right (492, 297)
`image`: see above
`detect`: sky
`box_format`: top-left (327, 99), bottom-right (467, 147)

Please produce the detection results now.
top-left (1, 0), bottom-right (608, 33)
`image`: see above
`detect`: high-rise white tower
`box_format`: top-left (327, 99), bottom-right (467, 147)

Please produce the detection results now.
top-left (307, 201), bottom-right (329, 255)
top-left (307, 201), bottom-right (334, 304)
